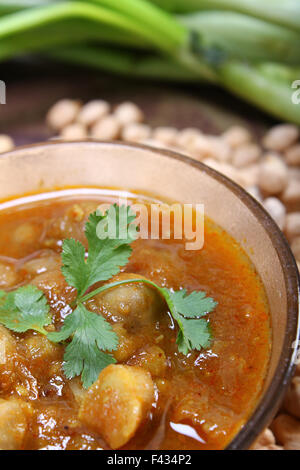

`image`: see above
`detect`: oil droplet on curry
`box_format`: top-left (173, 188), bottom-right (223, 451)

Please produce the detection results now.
top-left (0, 192), bottom-right (270, 450)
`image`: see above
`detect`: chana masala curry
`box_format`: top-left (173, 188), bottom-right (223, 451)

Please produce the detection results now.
top-left (0, 191), bottom-right (271, 450)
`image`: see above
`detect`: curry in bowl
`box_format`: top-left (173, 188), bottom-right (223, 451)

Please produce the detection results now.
top-left (0, 189), bottom-right (270, 450)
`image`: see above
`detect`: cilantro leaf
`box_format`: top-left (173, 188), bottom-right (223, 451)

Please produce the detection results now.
top-left (48, 304), bottom-right (118, 388)
top-left (61, 205), bottom-right (138, 299)
top-left (176, 318), bottom-right (212, 355)
top-left (61, 238), bottom-right (88, 296)
top-left (164, 288), bottom-right (217, 318)
top-left (160, 287), bottom-right (216, 355)
top-left (0, 285), bottom-right (51, 334)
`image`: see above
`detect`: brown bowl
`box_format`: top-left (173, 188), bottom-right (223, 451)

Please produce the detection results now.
top-left (0, 140), bottom-right (299, 449)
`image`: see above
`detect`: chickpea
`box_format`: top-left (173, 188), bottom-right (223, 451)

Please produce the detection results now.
top-left (258, 154), bottom-right (288, 195)
top-left (272, 414), bottom-right (300, 449)
top-left (13, 222), bottom-right (40, 246)
top-left (291, 237), bottom-right (300, 261)
top-left (176, 128), bottom-right (202, 149)
top-left (0, 262), bottom-right (17, 288)
top-left (263, 197), bottom-right (286, 230)
top-left (128, 345), bottom-right (167, 377)
top-left (152, 127), bottom-right (178, 147)
top-left (91, 115), bottom-right (121, 140)
top-left (207, 136), bottom-right (231, 163)
top-left (262, 124), bottom-right (299, 152)
top-left (121, 123), bottom-right (151, 142)
top-left (189, 134), bottom-right (213, 160)
top-left (60, 123), bottom-right (87, 140)
top-left (221, 125), bottom-right (252, 148)
top-left (46, 99), bottom-right (81, 131)
top-left (0, 135), bottom-right (14, 153)
top-left (239, 164), bottom-right (260, 188)
top-left (284, 144), bottom-right (300, 166)
top-left (112, 323), bottom-right (142, 362)
top-left (285, 212), bottom-right (300, 240)
top-left (79, 365), bottom-right (154, 449)
top-left (114, 102), bottom-right (144, 125)
top-left (77, 100), bottom-right (110, 127)
top-left (284, 377), bottom-right (300, 419)
top-left (246, 185), bottom-right (263, 202)
top-left (232, 143), bottom-right (261, 168)
top-left (281, 178), bottom-right (300, 205)
top-left (253, 428), bottom-right (275, 447)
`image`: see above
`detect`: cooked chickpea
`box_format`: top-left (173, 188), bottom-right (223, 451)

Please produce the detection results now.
top-left (79, 364), bottom-right (154, 449)
top-left (60, 123), bottom-right (87, 140)
top-left (285, 212), bottom-right (300, 239)
top-left (93, 273), bottom-right (162, 324)
top-left (77, 100), bottom-right (110, 127)
top-left (0, 399), bottom-right (32, 450)
top-left (13, 222), bottom-right (40, 246)
top-left (0, 325), bottom-right (17, 366)
top-left (114, 102), bottom-right (144, 125)
top-left (112, 323), bottom-right (142, 362)
top-left (0, 262), bottom-right (17, 288)
top-left (258, 154), bottom-right (288, 195)
top-left (128, 345), bottom-right (167, 377)
top-left (0, 135), bottom-right (14, 153)
top-left (121, 123), bottom-right (151, 142)
top-left (91, 115), bottom-right (121, 140)
top-left (221, 125), bottom-right (252, 148)
top-left (46, 99), bottom-right (81, 131)
top-left (263, 197), bottom-right (286, 230)
top-left (232, 143), bottom-right (261, 168)
top-left (262, 124), bottom-right (299, 152)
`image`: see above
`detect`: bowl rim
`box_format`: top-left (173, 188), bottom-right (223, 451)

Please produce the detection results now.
top-left (1, 139), bottom-right (300, 450)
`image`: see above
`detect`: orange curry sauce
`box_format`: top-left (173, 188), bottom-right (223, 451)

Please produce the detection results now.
top-left (0, 192), bottom-right (271, 450)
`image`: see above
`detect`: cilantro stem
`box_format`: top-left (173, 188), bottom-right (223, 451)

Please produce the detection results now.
top-left (78, 277), bottom-right (179, 329)
top-left (79, 278), bottom-right (164, 304)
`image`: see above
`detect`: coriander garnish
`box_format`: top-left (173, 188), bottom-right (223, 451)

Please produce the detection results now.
top-left (0, 204), bottom-right (217, 388)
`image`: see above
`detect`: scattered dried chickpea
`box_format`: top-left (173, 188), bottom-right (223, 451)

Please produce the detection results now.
top-left (285, 212), bottom-right (300, 240)
top-left (77, 100), bottom-right (110, 127)
top-left (91, 115), bottom-right (121, 140)
top-left (262, 124), bottom-right (299, 152)
top-left (232, 143), bottom-right (261, 168)
top-left (284, 144), bottom-right (300, 166)
top-left (284, 377), bottom-right (300, 419)
top-left (46, 99), bottom-right (81, 131)
top-left (258, 154), bottom-right (288, 195)
top-left (281, 178), bottom-right (300, 205)
top-left (61, 123), bottom-right (87, 140)
top-left (263, 197), bottom-right (286, 230)
top-left (176, 128), bottom-right (202, 149)
top-left (152, 127), bottom-right (178, 146)
top-left (221, 125), bottom-right (252, 148)
top-left (291, 237), bottom-right (300, 261)
top-left (114, 102), bottom-right (144, 125)
top-left (121, 123), bottom-right (151, 142)
top-left (0, 135), bottom-right (14, 153)
top-left (272, 414), bottom-right (300, 449)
